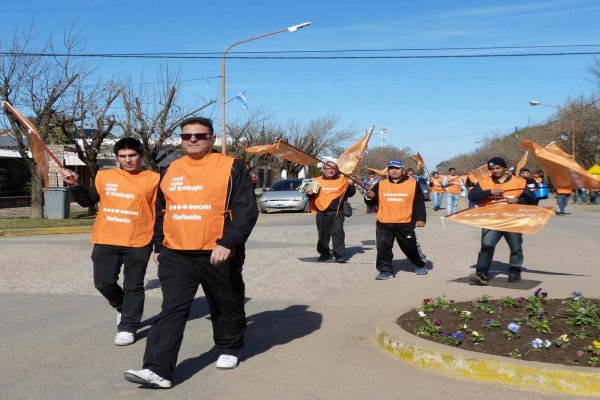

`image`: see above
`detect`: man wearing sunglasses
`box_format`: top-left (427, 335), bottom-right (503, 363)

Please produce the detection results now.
top-left (125, 117), bottom-right (258, 389)
top-left (60, 138), bottom-right (159, 347)
top-left (307, 161), bottom-right (356, 263)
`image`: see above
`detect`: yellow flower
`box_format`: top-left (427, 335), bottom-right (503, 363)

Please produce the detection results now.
top-left (594, 341), bottom-right (600, 349)
top-left (559, 334), bottom-right (569, 343)
top-left (472, 331), bottom-right (479, 337)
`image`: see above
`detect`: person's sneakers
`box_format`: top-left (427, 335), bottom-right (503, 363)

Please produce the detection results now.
top-left (507, 271), bottom-right (522, 283)
top-left (375, 271), bottom-right (394, 280)
top-left (415, 266), bottom-right (428, 275)
top-left (468, 272), bottom-right (489, 286)
top-left (124, 369), bottom-right (172, 389)
top-left (115, 332), bottom-right (135, 346)
top-left (335, 257), bottom-right (347, 263)
top-left (317, 254), bottom-right (331, 261)
top-left (216, 355), bottom-right (239, 370)
top-left (116, 312), bottom-right (121, 326)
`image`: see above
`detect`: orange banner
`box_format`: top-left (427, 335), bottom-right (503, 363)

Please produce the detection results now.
top-left (367, 167), bottom-right (388, 176)
top-left (520, 140), bottom-right (600, 190)
top-left (445, 203), bottom-right (554, 234)
top-left (411, 152), bottom-right (424, 169)
top-left (244, 140), bottom-right (320, 166)
top-left (336, 128), bottom-right (374, 176)
top-left (2, 101), bottom-right (57, 190)
top-left (515, 150), bottom-right (528, 175)
top-left (469, 164), bottom-right (490, 181)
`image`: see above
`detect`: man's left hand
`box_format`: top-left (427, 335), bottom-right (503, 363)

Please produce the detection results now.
top-left (210, 245), bottom-right (232, 265)
top-left (507, 198), bottom-right (519, 204)
top-left (415, 221), bottom-right (426, 228)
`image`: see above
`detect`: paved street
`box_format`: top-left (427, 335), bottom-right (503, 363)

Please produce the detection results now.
top-left (1, 198), bottom-right (598, 399)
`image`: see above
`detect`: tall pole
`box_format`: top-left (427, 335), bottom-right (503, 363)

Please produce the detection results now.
top-left (220, 22), bottom-right (311, 154)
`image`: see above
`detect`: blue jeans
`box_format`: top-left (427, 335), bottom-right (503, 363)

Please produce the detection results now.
top-left (432, 192), bottom-right (444, 209)
top-left (556, 194), bottom-right (569, 213)
top-left (475, 229), bottom-right (523, 274)
top-left (573, 189), bottom-right (587, 204)
top-left (446, 194), bottom-right (459, 214)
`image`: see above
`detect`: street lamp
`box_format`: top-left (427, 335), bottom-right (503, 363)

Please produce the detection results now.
top-left (220, 22), bottom-right (311, 154)
top-left (529, 100), bottom-right (576, 160)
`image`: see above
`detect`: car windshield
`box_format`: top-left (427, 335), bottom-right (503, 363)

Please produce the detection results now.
top-left (269, 180), bottom-right (302, 191)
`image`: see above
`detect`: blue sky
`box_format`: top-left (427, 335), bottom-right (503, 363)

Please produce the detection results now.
top-left (2, 0), bottom-right (600, 168)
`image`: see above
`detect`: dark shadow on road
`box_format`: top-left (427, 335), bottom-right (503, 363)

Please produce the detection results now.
top-left (361, 239), bottom-right (376, 246)
top-left (392, 259), bottom-right (434, 274)
top-left (174, 304), bottom-right (322, 386)
top-left (298, 245), bottom-right (371, 262)
top-left (468, 261), bottom-right (588, 277)
top-left (450, 276), bottom-right (542, 290)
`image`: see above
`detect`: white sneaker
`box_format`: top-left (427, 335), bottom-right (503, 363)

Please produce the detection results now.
top-left (115, 332), bottom-right (135, 346)
top-left (116, 312), bottom-right (121, 326)
top-left (216, 354), bottom-right (239, 369)
top-left (124, 369), bottom-right (172, 389)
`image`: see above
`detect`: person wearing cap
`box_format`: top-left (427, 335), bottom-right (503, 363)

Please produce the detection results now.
top-left (365, 160), bottom-right (428, 280)
top-left (467, 157), bottom-right (536, 285)
top-left (361, 170), bottom-right (379, 214)
top-left (443, 167), bottom-right (461, 215)
top-left (307, 161), bottom-right (356, 263)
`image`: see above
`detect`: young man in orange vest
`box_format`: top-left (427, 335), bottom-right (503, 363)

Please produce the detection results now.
top-left (307, 161), bottom-right (356, 263)
top-left (61, 138), bottom-right (159, 346)
top-left (429, 171), bottom-right (444, 211)
top-left (443, 167), bottom-right (461, 215)
top-left (124, 117), bottom-right (258, 389)
top-left (365, 160), bottom-right (428, 280)
top-left (467, 157), bottom-right (536, 286)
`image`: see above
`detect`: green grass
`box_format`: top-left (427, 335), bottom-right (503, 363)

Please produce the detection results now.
top-left (0, 211), bottom-right (95, 230)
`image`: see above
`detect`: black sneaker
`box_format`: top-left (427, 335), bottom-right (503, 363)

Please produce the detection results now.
top-left (335, 257), bottom-right (347, 263)
top-left (317, 254), bottom-right (331, 261)
top-left (507, 272), bottom-right (522, 282)
top-left (468, 272), bottom-right (489, 286)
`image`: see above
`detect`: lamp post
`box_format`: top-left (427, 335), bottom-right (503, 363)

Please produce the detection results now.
top-left (529, 100), bottom-right (576, 161)
top-left (220, 22), bottom-right (311, 154)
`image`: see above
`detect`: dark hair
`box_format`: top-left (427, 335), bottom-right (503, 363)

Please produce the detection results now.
top-left (448, 167), bottom-right (456, 172)
top-left (519, 168), bottom-right (530, 174)
top-left (179, 116), bottom-right (214, 135)
top-left (114, 137), bottom-right (144, 157)
top-left (405, 168), bottom-right (414, 172)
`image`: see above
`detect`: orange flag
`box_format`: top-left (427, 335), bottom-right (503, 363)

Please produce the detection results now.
top-left (445, 203), bottom-right (554, 234)
top-left (244, 140), bottom-right (320, 166)
top-left (411, 152), bottom-right (424, 169)
top-left (2, 101), bottom-right (64, 191)
top-left (367, 167), bottom-right (388, 176)
top-left (469, 164), bottom-right (490, 181)
top-left (336, 127), bottom-right (374, 175)
top-left (515, 150), bottom-right (528, 175)
top-left (521, 140), bottom-right (600, 190)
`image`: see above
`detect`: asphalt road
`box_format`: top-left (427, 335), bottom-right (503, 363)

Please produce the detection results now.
top-left (0, 197), bottom-right (598, 399)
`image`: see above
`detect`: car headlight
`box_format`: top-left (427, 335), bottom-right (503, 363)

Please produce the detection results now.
top-left (291, 197), bottom-right (302, 202)
top-left (260, 197), bottom-right (269, 202)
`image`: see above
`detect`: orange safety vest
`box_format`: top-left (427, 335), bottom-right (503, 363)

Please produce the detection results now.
top-left (161, 153), bottom-right (234, 250)
top-left (91, 169), bottom-right (159, 247)
top-left (430, 176), bottom-right (445, 193)
top-left (376, 179), bottom-right (417, 224)
top-left (477, 175), bottom-right (525, 206)
top-left (556, 187), bottom-right (572, 195)
top-left (312, 176), bottom-right (349, 212)
top-left (445, 175), bottom-right (462, 195)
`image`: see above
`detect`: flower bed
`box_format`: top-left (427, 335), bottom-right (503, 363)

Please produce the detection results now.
top-left (396, 289), bottom-right (600, 367)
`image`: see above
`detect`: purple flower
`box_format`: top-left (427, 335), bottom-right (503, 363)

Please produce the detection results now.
top-left (534, 288), bottom-right (542, 297)
top-left (443, 332), bottom-right (452, 337)
top-left (571, 291), bottom-right (583, 296)
top-left (517, 296), bottom-right (526, 304)
top-left (433, 320), bottom-right (442, 326)
top-left (507, 322), bottom-right (520, 333)
top-left (452, 331), bottom-right (464, 341)
top-left (485, 318), bottom-right (495, 324)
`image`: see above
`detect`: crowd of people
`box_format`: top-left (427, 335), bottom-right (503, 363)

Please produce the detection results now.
top-left (59, 124), bottom-right (595, 388)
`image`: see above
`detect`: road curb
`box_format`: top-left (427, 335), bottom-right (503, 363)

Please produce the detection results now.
top-left (375, 314), bottom-right (600, 397)
top-left (0, 226), bottom-right (93, 237)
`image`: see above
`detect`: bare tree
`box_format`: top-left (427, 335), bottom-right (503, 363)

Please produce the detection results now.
top-left (118, 69), bottom-right (215, 171)
top-left (358, 146), bottom-right (412, 177)
top-left (0, 27), bottom-right (88, 217)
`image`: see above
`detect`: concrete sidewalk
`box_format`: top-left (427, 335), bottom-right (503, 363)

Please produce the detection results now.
top-left (0, 198), bottom-right (598, 399)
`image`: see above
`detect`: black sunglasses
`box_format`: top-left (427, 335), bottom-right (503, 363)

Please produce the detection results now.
top-left (181, 133), bottom-right (212, 141)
